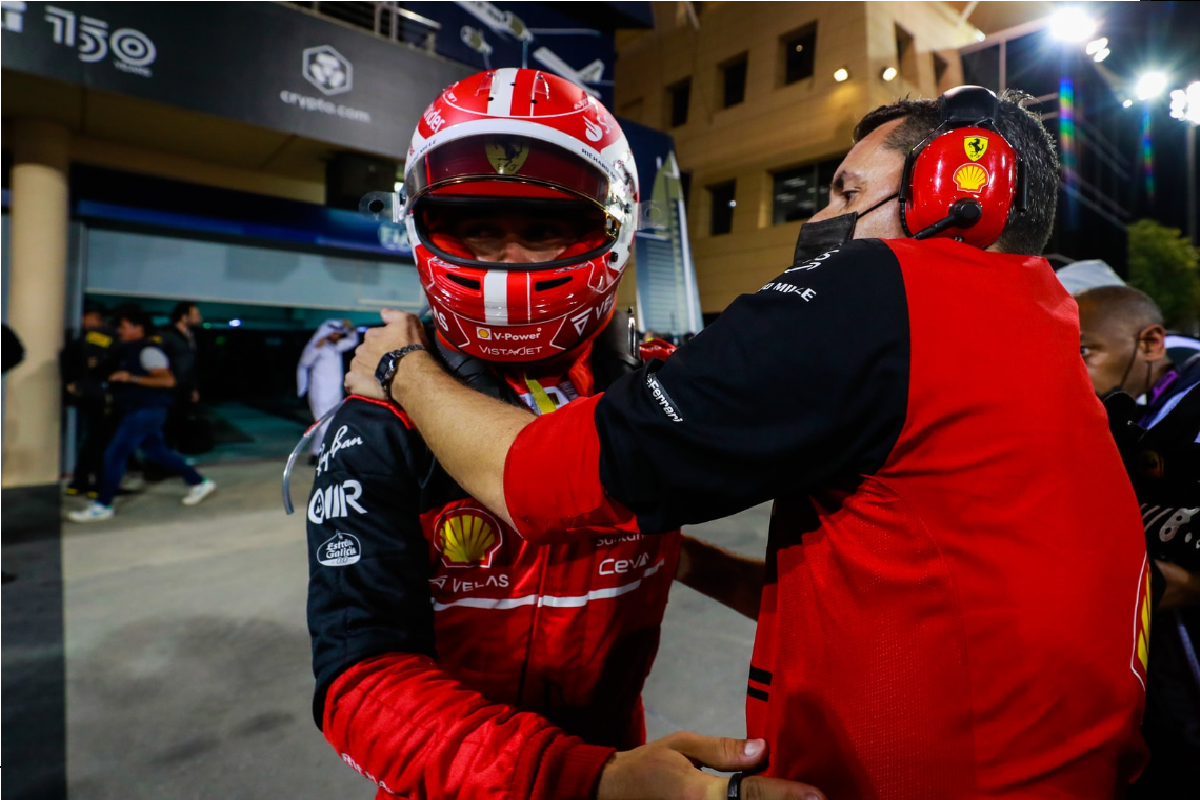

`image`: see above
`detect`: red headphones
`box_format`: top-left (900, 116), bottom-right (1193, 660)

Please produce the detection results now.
top-left (899, 86), bottom-right (1028, 248)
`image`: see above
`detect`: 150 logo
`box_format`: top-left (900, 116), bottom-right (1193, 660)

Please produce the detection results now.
top-left (42, 5), bottom-right (157, 76)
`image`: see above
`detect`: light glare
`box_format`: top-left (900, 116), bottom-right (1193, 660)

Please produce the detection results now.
top-left (833, 68), bottom-right (849, 82)
top-left (1122, 99), bottom-right (1133, 109)
top-left (229, 319), bottom-right (242, 328)
top-left (1136, 72), bottom-right (1168, 101)
top-left (1169, 82), bottom-right (1200, 125)
top-left (881, 66), bottom-right (897, 81)
top-left (1085, 38), bottom-right (1108, 56)
top-left (974, 30), bottom-right (986, 42)
top-left (1093, 48), bottom-right (1110, 63)
top-left (1049, 8), bottom-right (1097, 42)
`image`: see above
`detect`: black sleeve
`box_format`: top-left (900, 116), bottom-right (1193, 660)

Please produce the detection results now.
top-left (595, 238), bottom-right (910, 534)
top-left (306, 398), bottom-right (435, 728)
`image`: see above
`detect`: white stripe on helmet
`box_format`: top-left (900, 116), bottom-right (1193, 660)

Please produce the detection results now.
top-left (483, 271), bottom-right (509, 324)
top-left (487, 68), bottom-right (518, 116)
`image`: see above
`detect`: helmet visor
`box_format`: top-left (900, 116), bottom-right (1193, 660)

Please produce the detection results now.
top-left (415, 197), bottom-right (615, 271)
top-left (406, 134), bottom-right (611, 207)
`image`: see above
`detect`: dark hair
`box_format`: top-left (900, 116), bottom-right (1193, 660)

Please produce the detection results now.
top-left (114, 303), bottom-right (152, 332)
top-left (853, 89), bottom-right (1060, 256)
top-left (170, 301), bottom-right (198, 325)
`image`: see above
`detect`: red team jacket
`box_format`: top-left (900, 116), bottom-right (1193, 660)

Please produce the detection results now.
top-left (503, 239), bottom-right (1149, 798)
top-left (306, 330), bottom-right (680, 799)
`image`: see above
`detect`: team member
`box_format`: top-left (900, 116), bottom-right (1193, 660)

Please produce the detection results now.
top-left (307, 69), bottom-right (819, 800)
top-left (297, 319), bottom-right (358, 463)
top-left (158, 301), bottom-right (203, 452)
top-left (346, 87), bottom-right (1149, 797)
top-left (63, 302), bottom-right (117, 496)
top-left (1077, 285), bottom-right (1200, 799)
top-left (69, 305), bottom-right (216, 522)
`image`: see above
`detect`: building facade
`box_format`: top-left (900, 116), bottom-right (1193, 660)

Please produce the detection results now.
top-left (613, 1), bottom-right (981, 315)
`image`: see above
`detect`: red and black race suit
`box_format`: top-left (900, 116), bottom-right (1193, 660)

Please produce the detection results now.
top-left (503, 238), bottom-right (1150, 798)
top-left (306, 328), bottom-right (680, 800)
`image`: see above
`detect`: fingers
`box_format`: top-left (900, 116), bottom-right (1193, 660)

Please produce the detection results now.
top-left (661, 731), bottom-right (768, 771)
top-left (739, 776), bottom-right (825, 800)
top-left (379, 308), bottom-right (410, 325)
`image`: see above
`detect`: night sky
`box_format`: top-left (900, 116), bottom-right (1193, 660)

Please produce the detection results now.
top-left (1096, 0), bottom-right (1200, 233)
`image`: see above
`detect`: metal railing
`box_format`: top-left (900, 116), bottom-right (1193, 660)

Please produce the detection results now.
top-left (282, 2), bottom-right (441, 52)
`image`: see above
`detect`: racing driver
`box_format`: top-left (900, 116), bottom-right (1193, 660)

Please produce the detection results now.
top-left (305, 69), bottom-right (820, 800)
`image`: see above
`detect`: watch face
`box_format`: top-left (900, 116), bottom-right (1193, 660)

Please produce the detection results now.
top-left (375, 353), bottom-right (397, 385)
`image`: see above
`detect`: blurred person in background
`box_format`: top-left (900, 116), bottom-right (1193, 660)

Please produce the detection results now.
top-left (68, 304), bottom-right (216, 522)
top-left (305, 69), bottom-right (818, 800)
top-left (157, 301), bottom-right (203, 452)
top-left (1077, 285), bottom-right (1200, 799)
top-left (296, 319), bottom-right (357, 466)
top-left (346, 86), bottom-right (1150, 798)
top-left (62, 301), bottom-right (117, 497)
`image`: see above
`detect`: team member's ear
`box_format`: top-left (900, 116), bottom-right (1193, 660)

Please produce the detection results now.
top-left (1137, 324), bottom-right (1167, 362)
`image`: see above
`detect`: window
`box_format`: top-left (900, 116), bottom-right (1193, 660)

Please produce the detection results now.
top-left (680, 170), bottom-right (693, 214)
top-left (772, 157), bottom-right (842, 224)
top-left (720, 53), bottom-right (748, 108)
top-left (782, 23), bottom-right (817, 85)
top-left (895, 23), bottom-right (917, 82)
top-left (709, 180), bottom-right (736, 235)
top-left (932, 52), bottom-right (949, 90)
top-left (666, 79), bottom-right (691, 127)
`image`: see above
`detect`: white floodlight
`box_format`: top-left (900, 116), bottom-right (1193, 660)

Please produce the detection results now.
top-left (1136, 72), bottom-right (1168, 101)
top-left (1169, 82), bottom-right (1200, 125)
top-left (229, 319), bottom-right (243, 328)
top-left (1049, 8), bottom-right (1097, 43)
top-left (881, 66), bottom-right (897, 81)
top-left (1085, 38), bottom-right (1108, 56)
top-left (833, 68), bottom-right (849, 82)
top-left (974, 30), bottom-right (986, 42)
top-left (1093, 48), bottom-right (1110, 63)
top-left (1122, 99), bottom-right (1133, 109)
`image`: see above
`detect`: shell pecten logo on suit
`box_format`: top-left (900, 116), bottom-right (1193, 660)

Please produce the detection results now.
top-left (436, 507), bottom-right (504, 568)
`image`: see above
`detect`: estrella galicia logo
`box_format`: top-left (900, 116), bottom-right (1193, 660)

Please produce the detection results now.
top-left (303, 45), bottom-right (352, 95)
top-left (317, 531), bottom-right (361, 567)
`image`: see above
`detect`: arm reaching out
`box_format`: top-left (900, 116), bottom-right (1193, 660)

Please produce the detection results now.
top-left (675, 534), bottom-right (766, 620)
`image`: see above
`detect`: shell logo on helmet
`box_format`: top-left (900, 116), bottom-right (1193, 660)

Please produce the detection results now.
top-left (436, 507), bottom-right (504, 568)
top-left (953, 163), bottom-right (990, 193)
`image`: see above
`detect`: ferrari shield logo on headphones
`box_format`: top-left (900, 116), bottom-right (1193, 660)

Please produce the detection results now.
top-left (964, 135), bottom-right (989, 162)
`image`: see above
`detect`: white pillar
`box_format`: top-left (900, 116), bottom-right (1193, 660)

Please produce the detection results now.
top-left (3, 120), bottom-right (70, 487)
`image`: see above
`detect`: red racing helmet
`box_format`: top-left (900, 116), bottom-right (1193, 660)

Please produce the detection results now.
top-left (403, 68), bottom-right (639, 363)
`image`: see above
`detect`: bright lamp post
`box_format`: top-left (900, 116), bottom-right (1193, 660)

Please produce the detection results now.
top-left (1169, 82), bottom-right (1200, 243)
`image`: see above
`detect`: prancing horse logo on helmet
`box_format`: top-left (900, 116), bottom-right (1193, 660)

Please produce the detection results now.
top-left (965, 135), bottom-right (988, 162)
top-left (486, 139), bottom-right (529, 174)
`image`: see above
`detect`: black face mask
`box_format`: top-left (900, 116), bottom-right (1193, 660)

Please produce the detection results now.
top-left (792, 192), bottom-right (899, 265)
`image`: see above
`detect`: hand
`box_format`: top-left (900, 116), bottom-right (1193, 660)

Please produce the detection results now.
top-left (596, 732), bottom-right (825, 800)
top-left (109, 371), bottom-right (132, 383)
top-left (344, 309), bottom-right (431, 401)
top-left (1157, 560), bottom-right (1200, 610)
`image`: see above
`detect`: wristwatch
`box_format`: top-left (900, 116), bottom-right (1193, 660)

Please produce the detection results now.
top-left (375, 344), bottom-right (428, 398)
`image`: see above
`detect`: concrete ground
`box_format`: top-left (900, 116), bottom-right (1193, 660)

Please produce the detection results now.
top-left (57, 457), bottom-right (769, 799)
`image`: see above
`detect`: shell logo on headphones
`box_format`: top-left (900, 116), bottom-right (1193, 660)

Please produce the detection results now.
top-left (953, 163), bottom-right (990, 193)
top-left (964, 135), bottom-right (989, 162)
